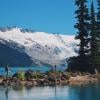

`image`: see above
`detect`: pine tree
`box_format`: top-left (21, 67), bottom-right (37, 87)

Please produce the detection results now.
top-left (68, 0), bottom-right (91, 72)
top-left (97, 0), bottom-right (100, 38)
top-left (75, 0), bottom-right (89, 57)
top-left (97, 0), bottom-right (100, 22)
top-left (97, 0), bottom-right (100, 37)
top-left (90, 1), bottom-right (97, 71)
top-left (94, 0), bottom-right (100, 71)
top-left (74, 0), bottom-right (90, 71)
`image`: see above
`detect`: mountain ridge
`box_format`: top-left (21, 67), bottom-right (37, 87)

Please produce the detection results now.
top-left (0, 27), bottom-right (79, 66)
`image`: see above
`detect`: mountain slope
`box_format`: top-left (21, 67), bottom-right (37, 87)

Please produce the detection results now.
top-left (0, 27), bottom-right (79, 66)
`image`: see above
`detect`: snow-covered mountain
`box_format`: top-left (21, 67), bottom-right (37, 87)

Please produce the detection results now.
top-left (0, 27), bottom-right (79, 67)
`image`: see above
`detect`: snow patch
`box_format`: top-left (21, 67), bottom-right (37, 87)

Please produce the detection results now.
top-left (0, 28), bottom-right (79, 66)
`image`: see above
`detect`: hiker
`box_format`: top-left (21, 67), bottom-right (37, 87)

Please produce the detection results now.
top-left (5, 65), bottom-right (9, 77)
top-left (54, 65), bottom-right (57, 72)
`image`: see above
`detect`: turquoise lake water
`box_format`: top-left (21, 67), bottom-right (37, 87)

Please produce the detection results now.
top-left (0, 66), bottom-right (67, 76)
top-left (0, 84), bottom-right (100, 100)
top-left (0, 67), bottom-right (100, 100)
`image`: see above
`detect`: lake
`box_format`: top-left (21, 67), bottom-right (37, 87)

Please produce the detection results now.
top-left (0, 67), bottom-right (100, 100)
top-left (0, 84), bottom-right (100, 100)
top-left (0, 66), bottom-right (67, 76)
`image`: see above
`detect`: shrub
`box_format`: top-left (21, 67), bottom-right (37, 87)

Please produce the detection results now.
top-left (25, 70), bottom-right (33, 80)
top-left (32, 72), bottom-right (43, 79)
top-left (17, 71), bottom-right (25, 80)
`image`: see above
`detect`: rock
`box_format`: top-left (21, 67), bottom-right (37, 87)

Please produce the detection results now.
top-left (25, 81), bottom-right (33, 86)
top-left (61, 73), bottom-right (70, 80)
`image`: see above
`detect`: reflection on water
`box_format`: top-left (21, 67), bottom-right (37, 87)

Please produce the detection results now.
top-left (5, 87), bottom-right (8, 100)
top-left (0, 84), bottom-right (100, 100)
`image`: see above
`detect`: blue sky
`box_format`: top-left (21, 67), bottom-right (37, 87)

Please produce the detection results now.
top-left (0, 0), bottom-right (97, 34)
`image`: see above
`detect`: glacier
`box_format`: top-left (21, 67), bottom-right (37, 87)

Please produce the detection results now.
top-left (0, 27), bottom-right (79, 66)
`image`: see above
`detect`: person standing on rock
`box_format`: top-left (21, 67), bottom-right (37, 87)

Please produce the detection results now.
top-left (5, 65), bottom-right (9, 77)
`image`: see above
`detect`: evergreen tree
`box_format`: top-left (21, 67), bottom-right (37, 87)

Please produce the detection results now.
top-left (96, 0), bottom-right (100, 38)
top-left (97, 0), bottom-right (100, 22)
top-left (75, 0), bottom-right (90, 57)
top-left (94, 0), bottom-right (100, 71)
top-left (90, 1), bottom-right (97, 71)
top-left (74, 0), bottom-right (90, 71)
top-left (97, 0), bottom-right (100, 37)
top-left (68, 0), bottom-right (91, 72)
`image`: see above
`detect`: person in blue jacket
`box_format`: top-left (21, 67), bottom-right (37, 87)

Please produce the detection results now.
top-left (5, 65), bottom-right (9, 77)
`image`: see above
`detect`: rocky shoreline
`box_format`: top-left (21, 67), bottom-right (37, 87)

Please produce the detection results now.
top-left (0, 70), bottom-right (100, 87)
